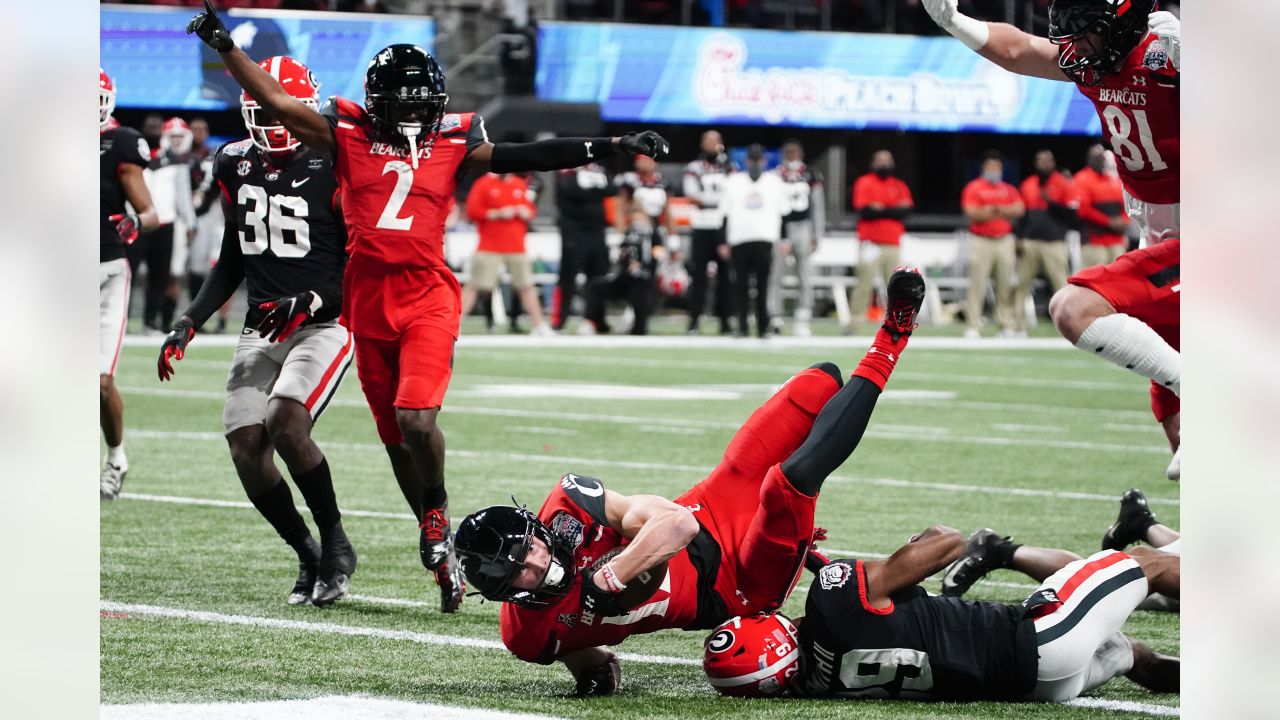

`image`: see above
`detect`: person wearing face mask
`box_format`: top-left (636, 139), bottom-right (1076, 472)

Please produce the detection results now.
top-left (769, 140), bottom-right (824, 337)
top-left (850, 150), bottom-right (914, 334)
top-left (682, 130), bottom-right (739, 334)
top-left (721, 144), bottom-right (788, 338)
top-left (961, 151), bottom-right (1025, 339)
top-left (1073, 144), bottom-right (1130, 268)
top-left (1012, 150), bottom-right (1075, 337)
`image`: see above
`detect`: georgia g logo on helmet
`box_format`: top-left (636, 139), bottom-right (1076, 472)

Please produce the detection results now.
top-left (1048, 0), bottom-right (1156, 86)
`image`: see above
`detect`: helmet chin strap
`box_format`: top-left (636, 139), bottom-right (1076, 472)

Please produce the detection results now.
top-left (399, 122), bottom-right (423, 169)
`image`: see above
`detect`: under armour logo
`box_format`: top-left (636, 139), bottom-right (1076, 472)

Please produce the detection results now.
top-left (1132, 75), bottom-right (1147, 86)
top-left (869, 347), bottom-right (896, 363)
top-left (584, 141), bottom-right (593, 158)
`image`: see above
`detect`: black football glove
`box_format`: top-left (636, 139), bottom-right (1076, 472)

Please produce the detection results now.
top-left (157, 317), bottom-right (196, 382)
top-left (573, 654), bottom-right (621, 697)
top-left (618, 131), bottom-right (670, 159)
top-left (256, 291), bottom-right (320, 343)
top-left (109, 212), bottom-right (141, 245)
top-left (186, 0), bottom-right (234, 52)
top-left (580, 573), bottom-right (627, 618)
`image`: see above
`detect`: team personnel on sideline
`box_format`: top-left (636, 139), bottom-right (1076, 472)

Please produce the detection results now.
top-left (99, 68), bottom-right (160, 499)
top-left (706, 528), bottom-right (1178, 701)
top-left (683, 130), bottom-right (737, 335)
top-left (960, 152), bottom-right (1024, 338)
top-left (459, 172), bottom-right (554, 336)
top-left (1013, 150), bottom-right (1074, 336)
top-left (849, 150), bottom-right (913, 334)
top-left (157, 57), bottom-right (357, 608)
top-left (1074, 145), bottom-right (1130, 267)
top-left (722, 144), bottom-right (788, 338)
top-left (768, 140), bottom-right (823, 337)
top-left (923, 0), bottom-right (1181, 475)
top-left (189, 0), bottom-right (669, 612)
top-left (552, 162), bottom-right (615, 331)
top-left (454, 268), bottom-right (927, 696)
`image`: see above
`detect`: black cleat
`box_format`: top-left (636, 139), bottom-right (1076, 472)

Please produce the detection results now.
top-left (883, 267), bottom-right (926, 341)
top-left (940, 528), bottom-right (1010, 598)
top-left (1101, 488), bottom-right (1157, 551)
top-left (312, 530), bottom-right (357, 607)
top-left (434, 550), bottom-right (467, 614)
top-left (288, 537), bottom-right (322, 606)
top-left (419, 505), bottom-right (452, 570)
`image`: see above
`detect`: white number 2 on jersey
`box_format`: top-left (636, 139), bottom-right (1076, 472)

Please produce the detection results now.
top-left (1102, 105), bottom-right (1168, 174)
top-left (237, 184), bottom-right (311, 257)
top-left (376, 160), bottom-right (415, 231)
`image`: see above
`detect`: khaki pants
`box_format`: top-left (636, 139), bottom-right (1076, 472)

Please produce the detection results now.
top-left (965, 233), bottom-right (1016, 332)
top-left (1081, 243), bottom-right (1126, 269)
top-left (848, 240), bottom-right (901, 327)
top-left (1014, 239), bottom-right (1069, 332)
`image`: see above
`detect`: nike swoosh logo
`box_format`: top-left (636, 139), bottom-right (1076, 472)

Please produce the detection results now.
top-left (292, 177), bottom-right (310, 188)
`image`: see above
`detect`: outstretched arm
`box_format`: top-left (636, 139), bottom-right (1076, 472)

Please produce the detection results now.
top-left (187, 1), bottom-right (334, 152)
top-left (923, 0), bottom-right (1067, 82)
top-left (467, 131), bottom-right (669, 174)
top-left (861, 525), bottom-right (966, 608)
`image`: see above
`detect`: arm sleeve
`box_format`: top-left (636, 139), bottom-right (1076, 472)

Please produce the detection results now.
top-left (489, 137), bottom-right (619, 173)
top-left (182, 195), bottom-right (245, 329)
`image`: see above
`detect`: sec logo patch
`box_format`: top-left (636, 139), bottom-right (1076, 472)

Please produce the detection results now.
top-left (236, 160), bottom-right (252, 177)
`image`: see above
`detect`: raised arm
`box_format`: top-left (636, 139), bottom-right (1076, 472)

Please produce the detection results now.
top-left (923, 0), bottom-right (1067, 82)
top-left (860, 524), bottom-right (966, 608)
top-left (187, 1), bottom-right (334, 153)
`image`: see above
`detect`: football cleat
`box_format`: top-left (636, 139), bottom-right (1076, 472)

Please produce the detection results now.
top-left (883, 267), bottom-right (926, 341)
top-left (940, 528), bottom-right (1009, 598)
top-left (419, 505), bottom-right (452, 570)
top-left (288, 537), bottom-right (322, 605)
top-left (311, 531), bottom-right (357, 607)
top-left (1101, 488), bottom-right (1157, 552)
top-left (434, 550), bottom-right (467, 614)
top-left (100, 462), bottom-right (127, 501)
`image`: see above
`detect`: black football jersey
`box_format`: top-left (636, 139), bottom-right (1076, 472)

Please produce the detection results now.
top-left (100, 126), bottom-right (151, 262)
top-left (616, 171), bottom-right (673, 225)
top-left (776, 162), bottom-right (823, 223)
top-left (682, 154), bottom-right (738, 230)
top-left (793, 560), bottom-right (1038, 701)
top-left (212, 140), bottom-right (346, 326)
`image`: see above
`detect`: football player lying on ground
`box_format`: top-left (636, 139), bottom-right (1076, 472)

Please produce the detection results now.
top-left (157, 57), bottom-right (357, 607)
top-left (705, 525), bottom-right (1179, 701)
top-left (453, 267), bottom-right (928, 696)
top-left (941, 488), bottom-right (1180, 612)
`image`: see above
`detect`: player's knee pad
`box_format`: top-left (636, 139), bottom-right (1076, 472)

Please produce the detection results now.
top-left (807, 362), bottom-right (843, 387)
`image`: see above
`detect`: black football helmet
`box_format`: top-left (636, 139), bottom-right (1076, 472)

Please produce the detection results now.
top-left (1049, 0), bottom-right (1156, 86)
top-left (454, 505), bottom-right (578, 607)
top-left (364, 44), bottom-right (449, 155)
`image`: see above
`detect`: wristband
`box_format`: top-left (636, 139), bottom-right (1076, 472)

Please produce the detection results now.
top-left (601, 562), bottom-right (627, 593)
top-left (945, 12), bottom-right (990, 51)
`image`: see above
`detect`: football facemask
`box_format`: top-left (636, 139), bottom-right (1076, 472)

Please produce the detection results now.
top-left (1049, 0), bottom-right (1155, 85)
top-left (100, 68), bottom-right (116, 130)
top-left (241, 56), bottom-right (321, 154)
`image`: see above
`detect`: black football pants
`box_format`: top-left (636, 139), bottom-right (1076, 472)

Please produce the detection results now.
top-left (731, 240), bottom-right (774, 337)
top-left (127, 223), bottom-right (174, 330)
top-left (687, 226), bottom-right (733, 331)
top-left (554, 221), bottom-right (610, 329)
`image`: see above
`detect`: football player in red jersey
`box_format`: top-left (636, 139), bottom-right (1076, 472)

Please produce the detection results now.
top-left (99, 68), bottom-right (160, 500)
top-left (923, 0), bottom-right (1181, 475)
top-left (454, 268), bottom-right (926, 696)
top-left (188, 1), bottom-right (669, 612)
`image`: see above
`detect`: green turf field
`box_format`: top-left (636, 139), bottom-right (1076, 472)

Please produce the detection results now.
top-left (101, 326), bottom-right (1179, 719)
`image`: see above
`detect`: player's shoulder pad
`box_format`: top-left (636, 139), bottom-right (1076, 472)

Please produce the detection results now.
top-left (557, 473), bottom-right (610, 526)
top-left (213, 138), bottom-right (253, 168)
top-left (810, 560), bottom-right (863, 614)
top-left (322, 96), bottom-right (365, 126)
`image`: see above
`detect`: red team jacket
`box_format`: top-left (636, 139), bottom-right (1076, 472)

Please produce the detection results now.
top-left (961, 178), bottom-right (1021, 238)
top-left (321, 97), bottom-right (488, 338)
top-left (1074, 33), bottom-right (1179, 205)
top-left (500, 474), bottom-right (705, 664)
top-left (465, 173), bottom-right (536, 255)
top-left (851, 172), bottom-right (913, 245)
top-left (1072, 167), bottom-right (1129, 246)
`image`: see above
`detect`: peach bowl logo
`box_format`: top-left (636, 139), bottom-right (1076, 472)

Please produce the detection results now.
top-left (693, 34), bottom-right (1023, 126)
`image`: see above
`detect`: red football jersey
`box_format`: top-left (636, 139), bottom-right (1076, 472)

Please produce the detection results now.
top-left (322, 97), bottom-right (489, 267)
top-left (1075, 33), bottom-right (1179, 205)
top-left (499, 474), bottom-right (702, 664)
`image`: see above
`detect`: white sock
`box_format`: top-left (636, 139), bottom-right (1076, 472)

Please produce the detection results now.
top-left (1075, 314), bottom-right (1180, 396)
top-left (107, 444), bottom-right (127, 468)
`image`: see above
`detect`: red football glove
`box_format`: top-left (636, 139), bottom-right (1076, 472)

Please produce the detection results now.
top-left (256, 291), bottom-right (320, 343)
top-left (157, 317), bottom-right (196, 381)
top-left (110, 212), bottom-right (141, 245)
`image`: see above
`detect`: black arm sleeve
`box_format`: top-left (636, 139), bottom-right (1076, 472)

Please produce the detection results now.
top-left (182, 197), bottom-right (245, 330)
top-left (490, 137), bottom-right (620, 173)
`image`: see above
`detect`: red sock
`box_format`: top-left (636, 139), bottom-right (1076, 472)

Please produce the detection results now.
top-left (851, 327), bottom-right (909, 390)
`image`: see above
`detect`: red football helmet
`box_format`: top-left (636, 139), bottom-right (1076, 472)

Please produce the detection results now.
top-left (161, 117), bottom-right (193, 155)
top-left (99, 68), bottom-right (116, 130)
top-left (703, 614), bottom-right (801, 697)
top-left (241, 56), bottom-right (320, 154)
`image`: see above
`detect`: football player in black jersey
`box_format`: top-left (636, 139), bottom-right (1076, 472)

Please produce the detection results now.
top-left (585, 209), bottom-right (666, 335)
top-left (156, 57), bottom-right (358, 608)
top-left (682, 130), bottom-right (737, 334)
top-left (100, 68), bottom-right (159, 500)
top-left (769, 141), bottom-right (824, 337)
top-left (707, 524), bottom-right (1179, 702)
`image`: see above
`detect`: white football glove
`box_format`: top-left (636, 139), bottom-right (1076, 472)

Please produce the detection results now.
top-left (922, 0), bottom-right (989, 51)
top-left (1148, 11), bottom-right (1180, 71)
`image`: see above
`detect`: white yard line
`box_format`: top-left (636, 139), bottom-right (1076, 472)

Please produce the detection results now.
top-left (99, 601), bottom-right (699, 667)
top-left (125, 335), bottom-right (1076, 350)
top-left (102, 696), bottom-right (567, 720)
top-left (99, 601), bottom-right (1177, 716)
